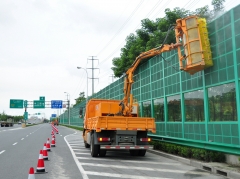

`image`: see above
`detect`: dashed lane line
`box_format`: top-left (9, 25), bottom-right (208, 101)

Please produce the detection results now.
top-left (21, 138), bottom-right (24, 140)
top-left (13, 142), bottom-right (18, 145)
top-left (0, 150), bottom-right (5, 154)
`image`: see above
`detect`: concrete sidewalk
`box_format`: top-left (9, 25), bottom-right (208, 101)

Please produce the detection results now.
top-left (148, 149), bottom-right (240, 179)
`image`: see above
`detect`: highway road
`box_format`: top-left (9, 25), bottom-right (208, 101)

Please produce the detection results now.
top-left (0, 124), bottom-right (227, 179)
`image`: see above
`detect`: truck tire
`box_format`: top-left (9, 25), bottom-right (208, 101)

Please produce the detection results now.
top-left (99, 150), bottom-right (106, 157)
top-left (138, 150), bottom-right (146, 156)
top-left (90, 134), bottom-right (99, 157)
top-left (84, 141), bottom-right (90, 148)
top-left (129, 150), bottom-right (139, 156)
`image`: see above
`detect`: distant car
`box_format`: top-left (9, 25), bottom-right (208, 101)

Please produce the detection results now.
top-left (18, 122), bottom-right (21, 124)
top-left (28, 122), bottom-right (31, 124)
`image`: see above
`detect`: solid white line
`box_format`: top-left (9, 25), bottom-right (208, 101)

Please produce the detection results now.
top-left (64, 132), bottom-right (89, 179)
top-left (21, 138), bottom-right (24, 140)
top-left (68, 142), bottom-right (82, 144)
top-left (76, 157), bottom-right (180, 165)
top-left (85, 171), bottom-right (172, 179)
top-left (81, 163), bottom-right (186, 173)
top-left (80, 163), bottom-right (209, 175)
top-left (75, 152), bottom-right (90, 155)
top-left (0, 150), bottom-right (5, 154)
top-left (13, 142), bottom-right (18, 145)
top-left (74, 152), bottom-right (89, 155)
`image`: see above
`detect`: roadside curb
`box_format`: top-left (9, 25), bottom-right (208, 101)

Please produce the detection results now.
top-left (147, 149), bottom-right (240, 179)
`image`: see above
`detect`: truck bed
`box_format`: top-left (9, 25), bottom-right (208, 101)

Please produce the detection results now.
top-left (85, 116), bottom-right (156, 133)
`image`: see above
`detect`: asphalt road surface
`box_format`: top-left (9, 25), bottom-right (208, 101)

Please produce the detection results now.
top-left (0, 124), bottom-right (228, 179)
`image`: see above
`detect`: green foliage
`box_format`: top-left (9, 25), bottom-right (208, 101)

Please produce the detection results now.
top-left (74, 92), bottom-right (86, 107)
top-left (150, 141), bottom-right (226, 163)
top-left (0, 111), bottom-right (23, 122)
top-left (111, 1), bottom-right (226, 77)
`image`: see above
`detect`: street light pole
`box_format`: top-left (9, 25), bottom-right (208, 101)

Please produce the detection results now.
top-left (77, 67), bottom-right (88, 104)
top-left (64, 92), bottom-right (70, 125)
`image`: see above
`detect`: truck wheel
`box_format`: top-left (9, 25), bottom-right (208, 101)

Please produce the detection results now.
top-left (84, 141), bottom-right (90, 148)
top-left (129, 150), bottom-right (139, 156)
top-left (138, 150), bottom-right (146, 156)
top-left (90, 134), bottom-right (99, 157)
top-left (99, 150), bottom-right (106, 157)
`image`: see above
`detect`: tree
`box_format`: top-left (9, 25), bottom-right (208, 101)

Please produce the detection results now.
top-left (111, 1), bottom-right (225, 77)
top-left (0, 111), bottom-right (7, 121)
top-left (74, 92), bottom-right (86, 107)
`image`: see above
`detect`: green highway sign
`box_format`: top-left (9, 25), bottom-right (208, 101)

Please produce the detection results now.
top-left (24, 112), bottom-right (28, 120)
top-left (33, 100), bottom-right (45, 108)
top-left (10, 99), bottom-right (23, 108)
top-left (40, 96), bottom-right (45, 101)
top-left (24, 100), bottom-right (28, 107)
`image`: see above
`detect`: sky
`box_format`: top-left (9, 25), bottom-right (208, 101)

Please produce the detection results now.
top-left (0, 0), bottom-right (238, 119)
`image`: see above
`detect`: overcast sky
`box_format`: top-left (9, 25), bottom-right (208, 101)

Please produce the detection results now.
top-left (0, 0), bottom-right (238, 119)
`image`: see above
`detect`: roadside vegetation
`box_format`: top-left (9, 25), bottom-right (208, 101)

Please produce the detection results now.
top-left (111, 0), bottom-right (226, 77)
top-left (150, 140), bottom-right (226, 162)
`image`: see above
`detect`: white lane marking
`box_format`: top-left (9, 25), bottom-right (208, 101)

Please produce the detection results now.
top-left (69, 143), bottom-right (82, 145)
top-left (80, 163), bottom-right (209, 175)
top-left (76, 157), bottom-right (180, 165)
top-left (3, 130), bottom-right (6, 131)
top-left (0, 150), bottom-right (5, 154)
top-left (26, 135), bottom-right (28, 137)
top-left (74, 153), bottom-right (90, 155)
top-left (9, 128), bottom-right (23, 131)
top-left (13, 142), bottom-right (18, 145)
top-left (72, 149), bottom-right (85, 151)
top-left (86, 171), bottom-right (172, 179)
top-left (21, 138), bottom-right (24, 140)
top-left (64, 132), bottom-right (89, 179)
top-left (81, 163), bottom-right (186, 173)
top-left (60, 135), bottom-right (62, 136)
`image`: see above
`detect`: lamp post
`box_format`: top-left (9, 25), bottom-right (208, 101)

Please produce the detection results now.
top-left (64, 92), bottom-right (70, 125)
top-left (77, 67), bottom-right (88, 104)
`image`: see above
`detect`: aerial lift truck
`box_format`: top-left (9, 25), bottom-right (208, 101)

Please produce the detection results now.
top-left (80, 15), bottom-right (213, 157)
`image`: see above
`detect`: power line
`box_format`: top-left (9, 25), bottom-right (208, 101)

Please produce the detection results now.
top-left (96, 0), bottom-right (145, 57)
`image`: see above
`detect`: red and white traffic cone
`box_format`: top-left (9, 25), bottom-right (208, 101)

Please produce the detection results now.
top-left (42, 143), bottom-right (49, 160)
top-left (53, 134), bottom-right (56, 141)
top-left (51, 136), bottom-right (56, 147)
top-left (51, 130), bottom-right (54, 135)
top-left (36, 150), bottom-right (47, 173)
top-left (28, 167), bottom-right (35, 179)
top-left (46, 138), bottom-right (51, 151)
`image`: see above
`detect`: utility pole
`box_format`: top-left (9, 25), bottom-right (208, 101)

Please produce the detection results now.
top-left (87, 56), bottom-right (99, 95)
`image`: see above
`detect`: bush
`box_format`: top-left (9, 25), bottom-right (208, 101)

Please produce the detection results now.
top-left (151, 140), bottom-right (226, 163)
